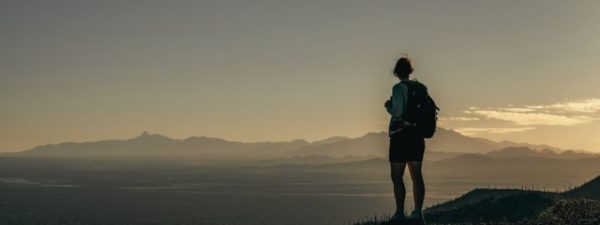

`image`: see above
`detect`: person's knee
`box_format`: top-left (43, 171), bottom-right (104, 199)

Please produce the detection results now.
top-left (390, 171), bottom-right (404, 184)
top-left (407, 164), bottom-right (423, 180)
top-left (410, 172), bottom-right (423, 182)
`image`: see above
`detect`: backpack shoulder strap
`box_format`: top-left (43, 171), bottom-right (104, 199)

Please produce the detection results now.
top-left (402, 80), bottom-right (425, 98)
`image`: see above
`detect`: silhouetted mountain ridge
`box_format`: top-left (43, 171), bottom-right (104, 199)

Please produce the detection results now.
top-left (291, 128), bottom-right (597, 158)
top-left (258, 154), bottom-right (376, 166)
top-left (22, 132), bottom-right (308, 160)
top-left (17, 129), bottom-right (598, 162)
top-left (485, 146), bottom-right (598, 159)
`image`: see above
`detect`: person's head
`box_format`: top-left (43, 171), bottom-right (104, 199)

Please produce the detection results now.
top-left (393, 56), bottom-right (414, 79)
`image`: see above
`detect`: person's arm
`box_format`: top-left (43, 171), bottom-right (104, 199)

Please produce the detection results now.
top-left (386, 84), bottom-right (406, 118)
top-left (385, 96), bottom-right (394, 114)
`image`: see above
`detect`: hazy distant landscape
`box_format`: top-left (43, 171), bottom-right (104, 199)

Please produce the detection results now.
top-left (4, 1), bottom-right (600, 225)
top-left (1, 129), bottom-right (599, 225)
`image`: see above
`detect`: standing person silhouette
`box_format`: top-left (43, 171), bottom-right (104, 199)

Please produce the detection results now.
top-left (384, 56), bottom-right (427, 225)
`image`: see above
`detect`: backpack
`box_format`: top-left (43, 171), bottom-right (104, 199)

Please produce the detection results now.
top-left (400, 80), bottom-right (440, 138)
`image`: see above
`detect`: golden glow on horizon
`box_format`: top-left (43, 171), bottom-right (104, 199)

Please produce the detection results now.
top-left (2, 1), bottom-right (600, 153)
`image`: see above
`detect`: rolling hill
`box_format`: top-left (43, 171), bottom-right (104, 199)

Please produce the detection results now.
top-left (423, 176), bottom-right (600, 224)
top-left (565, 175), bottom-right (600, 200)
top-left (357, 175), bottom-right (600, 225)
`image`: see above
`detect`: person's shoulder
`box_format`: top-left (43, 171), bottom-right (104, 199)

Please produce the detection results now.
top-left (405, 79), bottom-right (428, 93)
top-left (392, 82), bottom-right (405, 90)
top-left (400, 79), bottom-right (423, 87)
top-left (411, 79), bottom-right (428, 89)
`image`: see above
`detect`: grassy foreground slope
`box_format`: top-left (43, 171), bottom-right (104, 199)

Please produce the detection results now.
top-left (354, 176), bottom-right (600, 225)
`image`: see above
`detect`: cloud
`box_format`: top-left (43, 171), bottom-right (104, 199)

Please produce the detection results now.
top-left (502, 107), bottom-right (537, 113)
top-left (469, 110), bottom-right (594, 126)
top-left (443, 98), bottom-right (600, 136)
top-left (529, 98), bottom-right (600, 113)
top-left (461, 98), bottom-right (600, 126)
top-left (439, 116), bottom-right (480, 121)
top-left (454, 127), bottom-right (536, 136)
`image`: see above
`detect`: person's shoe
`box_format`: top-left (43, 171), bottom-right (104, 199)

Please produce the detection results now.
top-left (388, 211), bottom-right (407, 224)
top-left (406, 211), bottom-right (425, 225)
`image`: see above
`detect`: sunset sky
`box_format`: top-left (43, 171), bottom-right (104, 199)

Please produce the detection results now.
top-left (2, 1), bottom-right (600, 152)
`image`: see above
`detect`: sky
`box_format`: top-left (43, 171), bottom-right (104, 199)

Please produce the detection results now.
top-left (2, 0), bottom-right (600, 152)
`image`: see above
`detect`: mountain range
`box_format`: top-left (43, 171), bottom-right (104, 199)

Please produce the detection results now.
top-left (11, 128), bottom-right (598, 162)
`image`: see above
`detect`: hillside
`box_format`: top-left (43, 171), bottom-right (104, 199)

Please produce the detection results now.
top-left (565, 175), bottom-right (600, 200)
top-left (355, 175), bottom-right (600, 225)
top-left (424, 189), bottom-right (541, 214)
top-left (356, 199), bottom-right (600, 225)
top-left (425, 192), bottom-right (555, 224)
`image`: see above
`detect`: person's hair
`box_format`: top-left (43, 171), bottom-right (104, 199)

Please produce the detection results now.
top-left (393, 56), bottom-right (414, 79)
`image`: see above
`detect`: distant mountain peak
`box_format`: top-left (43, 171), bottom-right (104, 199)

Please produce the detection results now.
top-left (496, 146), bottom-right (538, 153)
top-left (131, 131), bottom-right (173, 141)
top-left (310, 136), bottom-right (350, 146)
top-left (485, 146), bottom-right (542, 157)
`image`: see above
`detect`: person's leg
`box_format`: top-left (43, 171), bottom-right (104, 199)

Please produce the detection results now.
top-left (390, 162), bottom-right (407, 217)
top-left (407, 161), bottom-right (425, 216)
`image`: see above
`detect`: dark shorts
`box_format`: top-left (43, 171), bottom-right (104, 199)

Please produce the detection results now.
top-left (389, 132), bottom-right (425, 162)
